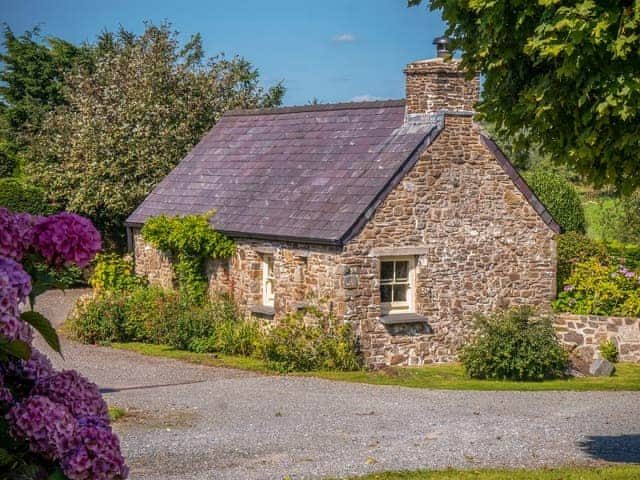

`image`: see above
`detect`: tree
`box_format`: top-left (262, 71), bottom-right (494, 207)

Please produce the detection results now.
top-left (28, 23), bottom-right (284, 247)
top-left (0, 26), bottom-right (93, 168)
top-left (410, 1), bottom-right (640, 193)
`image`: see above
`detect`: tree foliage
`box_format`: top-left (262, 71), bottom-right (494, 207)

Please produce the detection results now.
top-left (27, 23), bottom-right (284, 245)
top-left (523, 167), bottom-right (586, 233)
top-left (0, 26), bottom-right (93, 166)
top-left (411, 1), bottom-right (640, 192)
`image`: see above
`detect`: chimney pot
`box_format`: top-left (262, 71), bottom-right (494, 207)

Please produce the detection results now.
top-left (432, 35), bottom-right (450, 58)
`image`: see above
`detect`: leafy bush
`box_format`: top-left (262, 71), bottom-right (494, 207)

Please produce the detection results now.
top-left (256, 309), bottom-right (362, 373)
top-left (460, 307), bottom-right (568, 381)
top-left (599, 340), bottom-right (619, 363)
top-left (524, 168), bottom-right (586, 233)
top-left (552, 259), bottom-right (640, 316)
top-left (557, 232), bottom-right (610, 291)
top-left (606, 241), bottom-right (640, 271)
top-left (90, 253), bottom-right (145, 292)
top-left (67, 285), bottom-right (258, 355)
top-left (141, 212), bottom-right (235, 303)
top-left (0, 178), bottom-right (58, 215)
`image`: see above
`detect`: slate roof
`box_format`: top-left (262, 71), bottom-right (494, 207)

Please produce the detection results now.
top-left (126, 100), bottom-right (441, 244)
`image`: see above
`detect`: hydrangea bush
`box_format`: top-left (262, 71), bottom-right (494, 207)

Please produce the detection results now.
top-left (552, 258), bottom-right (640, 317)
top-left (0, 207), bottom-right (128, 479)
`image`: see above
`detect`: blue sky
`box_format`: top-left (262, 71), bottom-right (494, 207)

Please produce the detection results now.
top-left (0, 0), bottom-right (446, 106)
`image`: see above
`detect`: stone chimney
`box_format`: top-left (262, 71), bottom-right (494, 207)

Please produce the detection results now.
top-left (404, 36), bottom-right (480, 115)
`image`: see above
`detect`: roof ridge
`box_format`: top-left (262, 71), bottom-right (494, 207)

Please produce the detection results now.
top-left (224, 99), bottom-right (406, 117)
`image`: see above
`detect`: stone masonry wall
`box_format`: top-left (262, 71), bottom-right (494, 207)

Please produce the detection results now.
top-left (132, 229), bottom-right (342, 320)
top-left (340, 114), bottom-right (557, 367)
top-left (405, 58), bottom-right (480, 115)
top-left (228, 239), bottom-right (341, 319)
top-left (133, 230), bottom-right (174, 289)
top-left (555, 313), bottom-right (640, 363)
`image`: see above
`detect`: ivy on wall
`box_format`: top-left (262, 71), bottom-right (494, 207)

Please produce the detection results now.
top-left (141, 211), bottom-right (235, 303)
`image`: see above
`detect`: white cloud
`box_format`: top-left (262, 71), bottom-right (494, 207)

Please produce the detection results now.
top-left (351, 94), bottom-right (384, 102)
top-left (332, 33), bottom-right (356, 43)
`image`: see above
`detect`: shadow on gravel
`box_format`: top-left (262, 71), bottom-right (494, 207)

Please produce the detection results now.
top-left (100, 380), bottom-right (205, 393)
top-left (579, 434), bottom-right (640, 463)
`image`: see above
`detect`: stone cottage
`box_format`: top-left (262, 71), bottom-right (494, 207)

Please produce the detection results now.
top-left (126, 40), bottom-right (561, 367)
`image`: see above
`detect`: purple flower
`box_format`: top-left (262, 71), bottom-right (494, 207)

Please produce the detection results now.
top-left (31, 213), bottom-right (101, 268)
top-left (61, 415), bottom-right (128, 480)
top-left (0, 371), bottom-right (13, 405)
top-left (0, 256), bottom-right (32, 315)
top-left (33, 370), bottom-right (108, 420)
top-left (5, 349), bottom-right (54, 383)
top-left (625, 271), bottom-right (635, 279)
top-left (0, 207), bottom-right (23, 260)
top-left (7, 395), bottom-right (76, 459)
top-left (563, 285), bottom-right (575, 292)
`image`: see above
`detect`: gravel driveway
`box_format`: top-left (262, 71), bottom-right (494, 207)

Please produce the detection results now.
top-left (32, 290), bottom-right (640, 480)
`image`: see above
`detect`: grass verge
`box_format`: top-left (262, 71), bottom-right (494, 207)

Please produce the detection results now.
top-left (337, 465), bottom-right (640, 480)
top-left (110, 342), bottom-right (271, 373)
top-left (108, 342), bottom-right (640, 391)
top-left (307, 363), bottom-right (640, 391)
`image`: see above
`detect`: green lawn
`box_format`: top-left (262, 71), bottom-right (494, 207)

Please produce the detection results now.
top-left (110, 342), bottom-right (272, 373)
top-left (109, 342), bottom-right (640, 391)
top-left (336, 466), bottom-right (640, 480)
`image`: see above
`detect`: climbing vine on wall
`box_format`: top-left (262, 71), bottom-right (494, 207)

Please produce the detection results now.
top-left (141, 211), bottom-right (235, 303)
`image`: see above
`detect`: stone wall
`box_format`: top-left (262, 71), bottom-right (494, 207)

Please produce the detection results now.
top-left (227, 239), bottom-right (341, 319)
top-left (132, 229), bottom-right (342, 320)
top-left (133, 231), bottom-right (174, 289)
top-left (555, 313), bottom-right (640, 363)
top-left (404, 58), bottom-right (480, 115)
top-left (340, 113), bottom-right (557, 367)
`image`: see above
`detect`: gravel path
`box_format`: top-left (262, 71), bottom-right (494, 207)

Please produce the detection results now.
top-left (32, 291), bottom-right (640, 480)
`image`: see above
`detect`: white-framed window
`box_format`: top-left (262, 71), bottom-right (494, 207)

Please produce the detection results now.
top-left (262, 254), bottom-right (275, 307)
top-left (380, 257), bottom-right (414, 314)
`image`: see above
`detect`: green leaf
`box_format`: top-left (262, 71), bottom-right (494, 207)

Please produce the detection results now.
top-left (48, 467), bottom-right (70, 480)
top-left (0, 340), bottom-right (31, 360)
top-left (0, 447), bottom-right (14, 466)
top-left (21, 311), bottom-right (62, 355)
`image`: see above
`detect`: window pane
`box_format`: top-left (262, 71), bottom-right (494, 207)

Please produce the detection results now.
top-left (380, 285), bottom-right (392, 303)
top-left (381, 262), bottom-right (394, 281)
top-left (393, 284), bottom-right (407, 302)
top-left (395, 261), bottom-right (409, 280)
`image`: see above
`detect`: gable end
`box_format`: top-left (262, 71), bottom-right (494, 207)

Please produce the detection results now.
top-left (481, 135), bottom-right (562, 234)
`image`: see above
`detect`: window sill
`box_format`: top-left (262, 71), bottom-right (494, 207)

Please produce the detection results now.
top-left (380, 313), bottom-right (430, 326)
top-left (251, 305), bottom-right (275, 318)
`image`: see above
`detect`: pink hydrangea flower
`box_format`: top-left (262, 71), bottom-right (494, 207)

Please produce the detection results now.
top-left (5, 349), bottom-right (54, 383)
top-left (61, 416), bottom-right (129, 480)
top-left (7, 395), bottom-right (76, 459)
top-left (0, 208), bottom-right (23, 260)
top-left (30, 213), bottom-right (102, 268)
top-left (33, 370), bottom-right (108, 420)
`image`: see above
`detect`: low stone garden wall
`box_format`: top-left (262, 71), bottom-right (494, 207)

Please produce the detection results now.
top-left (554, 313), bottom-right (640, 363)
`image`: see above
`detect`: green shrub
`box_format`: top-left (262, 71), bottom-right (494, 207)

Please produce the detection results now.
top-left (459, 307), bottom-right (568, 381)
top-left (141, 212), bottom-right (235, 303)
top-left (552, 258), bottom-right (640, 316)
top-left (557, 232), bottom-right (610, 291)
top-left (67, 292), bottom-right (128, 344)
top-left (524, 168), bottom-right (586, 233)
top-left (0, 178), bottom-right (58, 215)
top-left (0, 148), bottom-right (16, 177)
top-left (599, 340), bottom-right (619, 363)
top-left (606, 241), bottom-right (640, 271)
top-left (90, 253), bottom-right (146, 292)
top-left (256, 309), bottom-right (362, 373)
